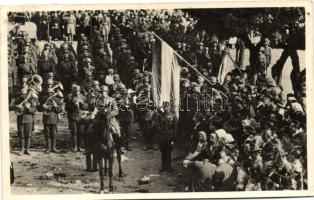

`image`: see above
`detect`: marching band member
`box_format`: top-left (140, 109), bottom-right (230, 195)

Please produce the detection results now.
top-left (13, 87), bottom-right (38, 155)
top-left (116, 88), bottom-right (134, 151)
top-left (65, 85), bottom-right (87, 152)
top-left (39, 88), bottom-right (63, 153)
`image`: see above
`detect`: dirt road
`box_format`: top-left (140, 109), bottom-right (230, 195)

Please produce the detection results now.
top-left (9, 111), bottom-right (189, 194)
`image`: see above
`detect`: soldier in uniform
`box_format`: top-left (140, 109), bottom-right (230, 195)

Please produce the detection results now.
top-left (83, 81), bottom-right (99, 172)
top-left (154, 101), bottom-right (177, 172)
top-left (65, 85), bottom-right (87, 152)
top-left (8, 55), bottom-right (18, 103)
top-left (116, 88), bottom-right (134, 151)
top-left (39, 88), bottom-right (63, 153)
top-left (38, 51), bottom-right (57, 78)
top-left (94, 85), bottom-right (121, 144)
top-left (58, 53), bottom-right (78, 93)
top-left (13, 87), bottom-right (38, 155)
top-left (81, 71), bottom-right (94, 95)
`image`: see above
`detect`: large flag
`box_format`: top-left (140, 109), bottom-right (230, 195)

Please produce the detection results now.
top-left (217, 53), bottom-right (235, 85)
top-left (151, 37), bottom-right (181, 118)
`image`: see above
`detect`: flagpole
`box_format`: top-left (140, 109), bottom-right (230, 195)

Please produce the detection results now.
top-left (151, 31), bottom-right (229, 99)
top-left (226, 52), bottom-right (251, 87)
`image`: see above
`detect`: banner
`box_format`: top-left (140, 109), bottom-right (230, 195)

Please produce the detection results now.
top-left (217, 53), bottom-right (235, 85)
top-left (152, 38), bottom-right (181, 118)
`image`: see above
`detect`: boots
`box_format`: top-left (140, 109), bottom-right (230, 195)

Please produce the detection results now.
top-left (44, 138), bottom-right (51, 153)
top-left (19, 138), bottom-right (25, 156)
top-left (92, 154), bottom-right (98, 171)
top-left (86, 152), bottom-right (92, 171)
top-left (72, 136), bottom-right (78, 152)
top-left (77, 136), bottom-right (83, 152)
top-left (51, 137), bottom-right (60, 153)
top-left (24, 138), bottom-right (31, 155)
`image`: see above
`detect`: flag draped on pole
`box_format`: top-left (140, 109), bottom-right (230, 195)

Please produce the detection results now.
top-left (151, 37), bottom-right (181, 118)
top-left (217, 53), bottom-right (236, 85)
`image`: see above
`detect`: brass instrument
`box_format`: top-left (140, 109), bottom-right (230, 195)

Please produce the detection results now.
top-left (15, 91), bottom-right (38, 115)
top-left (51, 82), bottom-right (64, 92)
top-left (43, 90), bottom-right (63, 115)
top-left (27, 74), bottom-right (43, 94)
top-left (44, 90), bottom-right (63, 105)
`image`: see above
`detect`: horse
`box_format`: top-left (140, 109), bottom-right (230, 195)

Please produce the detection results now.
top-left (92, 110), bottom-right (123, 193)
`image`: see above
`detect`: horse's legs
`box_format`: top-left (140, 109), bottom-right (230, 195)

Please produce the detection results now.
top-left (104, 158), bottom-right (108, 177)
top-left (98, 156), bottom-right (105, 192)
top-left (108, 156), bottom-right (114, 192)
top-left (116, 147), bottom-right (123, 180)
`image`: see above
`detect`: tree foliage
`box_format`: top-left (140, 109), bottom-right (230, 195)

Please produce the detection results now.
top-left (187, 7), bottom-right (305, 49)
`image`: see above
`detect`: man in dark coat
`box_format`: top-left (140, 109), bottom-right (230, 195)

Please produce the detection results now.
top-left (65, 85), bottom-right (87, 152)
top-left (154, 102), bottom-right (177, 172)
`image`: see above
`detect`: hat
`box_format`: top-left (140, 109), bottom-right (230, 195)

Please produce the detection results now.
top-left (133, 68), bottom-right (140, 75)
top-left (245, 125), bottom-right (257, 134)
top-left (209, 76), bottom-right (217, 84)
top-left (99, 85), bottom-right (109, 92)
top-left (143, 71), bottom-right (151, 77)
top-left (85, 57), bottom-right (92, 63)
top-left (47, 72), bottom-right (54, 78)
top-left (113, 74), bottom-right (120, 81)
top-left (93, 80), bottom-right (99, 85)
top-left (181, 67), bottom-right (189, 74)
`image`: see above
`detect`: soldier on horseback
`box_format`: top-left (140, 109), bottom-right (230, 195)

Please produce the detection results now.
top-left (92, 85), bottom-right (123, 193)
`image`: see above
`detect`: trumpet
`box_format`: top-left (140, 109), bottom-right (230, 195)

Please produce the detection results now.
top-left (15, 91), bottom-right (38, 115)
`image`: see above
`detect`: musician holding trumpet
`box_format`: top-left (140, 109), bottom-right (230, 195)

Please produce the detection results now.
top-left (39, 88), bottom-right (63, 153)
top-left (13, 87), bottom-right (38, 156)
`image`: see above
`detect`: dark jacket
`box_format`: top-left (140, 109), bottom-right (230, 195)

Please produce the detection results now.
top-left (65, 93), bottom-right (87, 121)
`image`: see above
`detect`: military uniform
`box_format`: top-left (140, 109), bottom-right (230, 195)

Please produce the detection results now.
top-left (116, 90), bottom-right (134, 150)
top-left (39, 91), bottom-right (63, 153)
top-left (154, 108), bottom-right (176, 171)
top-left (83, 90), bottom-right (98, 171)
top-left (58, 56), bottom-right (78, 93)
top-left (8, 57), bottom-right (18, 102)
top-left (65, 87), bottom-right (87, 152)
top-left (14, 92), bottom-right (38, 155)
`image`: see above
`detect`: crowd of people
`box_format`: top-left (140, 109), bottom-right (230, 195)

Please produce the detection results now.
top-left (8, 9), bottom-right (306, 192)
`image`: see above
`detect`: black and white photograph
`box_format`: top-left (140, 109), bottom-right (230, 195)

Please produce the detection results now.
top-left (1, 1), bottom-right (313, 198)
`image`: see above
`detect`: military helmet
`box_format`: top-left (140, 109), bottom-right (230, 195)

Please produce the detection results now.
top-left (209, 76), bottom-right (217, 84)
top-left (99, 85), bottom-right (109, 92)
